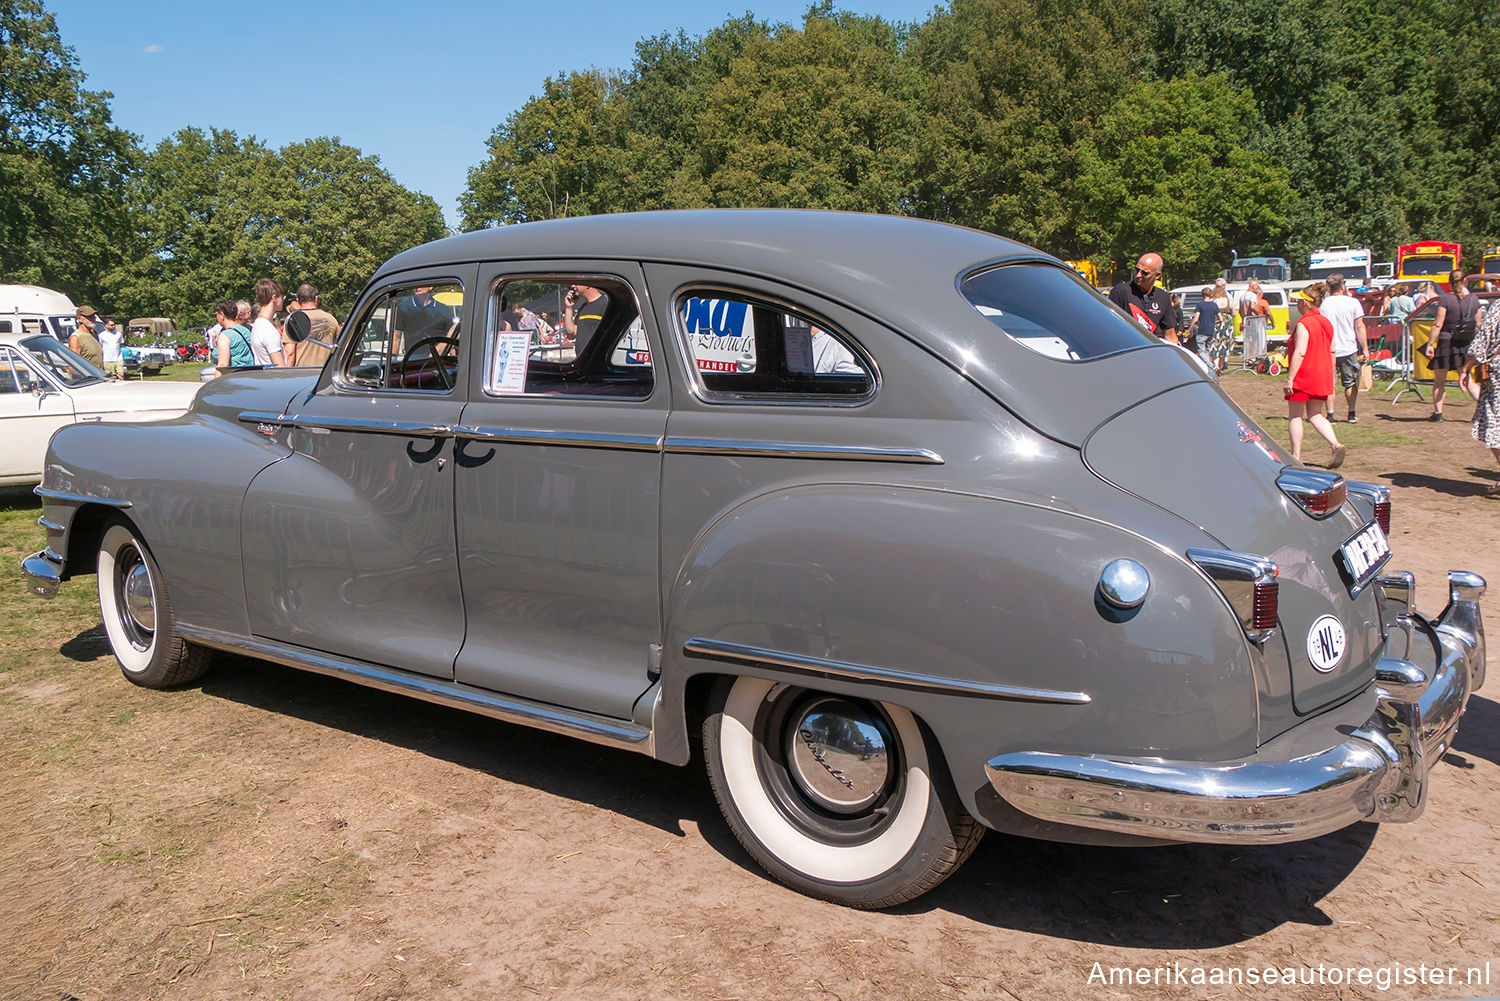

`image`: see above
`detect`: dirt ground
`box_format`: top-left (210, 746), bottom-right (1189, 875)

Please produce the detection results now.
top-left (2, 368), bottom-right (1498, 1001)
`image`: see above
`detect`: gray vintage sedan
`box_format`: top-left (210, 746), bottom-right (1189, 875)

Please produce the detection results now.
top-left (22, 211), bottom-right (1487, 908)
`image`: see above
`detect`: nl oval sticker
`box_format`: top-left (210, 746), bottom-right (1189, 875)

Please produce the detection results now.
top-left (1307, 615), bottom-right (1347, 673)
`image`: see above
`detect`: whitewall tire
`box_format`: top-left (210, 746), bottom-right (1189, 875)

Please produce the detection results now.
top-left (703, 676), bottom-right (983, 907)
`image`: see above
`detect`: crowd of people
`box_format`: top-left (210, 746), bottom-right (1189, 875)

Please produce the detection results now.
top-left (201, 279), bottom-right (341, 372)
top-left (1110, 256), bottom-right (1500, 494)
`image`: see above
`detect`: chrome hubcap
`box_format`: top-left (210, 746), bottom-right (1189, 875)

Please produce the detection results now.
top-left (123, 560), bottom-right (156, 632)
top-left (786, 697), bottom-right (892, 814)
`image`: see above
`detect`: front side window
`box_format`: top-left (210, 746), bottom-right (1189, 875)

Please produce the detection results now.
top-left (675, 291), bottom-right (873, 400)
top-left (341, 281), bottom-right (463, 392)
top-left (0, 348), bottom-right (40, 393)
top-left (960, 263), bottom-right (1152, 361)
top-left (483, 277), bottom-right (653, 399)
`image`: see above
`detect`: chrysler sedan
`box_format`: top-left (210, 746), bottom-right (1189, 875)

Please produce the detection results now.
top-left (22, 211), bottom-right (1487, 908)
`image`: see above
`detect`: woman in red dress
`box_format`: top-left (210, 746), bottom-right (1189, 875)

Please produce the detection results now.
top-left (1283, 282), bottom-right (1347, 468)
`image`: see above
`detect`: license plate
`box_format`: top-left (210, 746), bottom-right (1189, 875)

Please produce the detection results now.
top-left (1336, 520), bottom-right (1392, 594)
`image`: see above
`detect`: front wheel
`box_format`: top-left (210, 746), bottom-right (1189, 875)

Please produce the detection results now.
top-left (703, 676), bottom-right (983, 908)
top-left (97, 520), bottom-right (211, 688)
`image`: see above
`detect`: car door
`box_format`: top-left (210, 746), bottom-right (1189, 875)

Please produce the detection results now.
top-left (240, 269), bottom-right (474, 678)
top-left (0, 345), bottom-right (74, 482)
top-left (450, 263), bottom-right (667, 719)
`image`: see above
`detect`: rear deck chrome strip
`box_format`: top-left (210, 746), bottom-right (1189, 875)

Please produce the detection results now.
top-left (684, 637), bottom-right (1090, 704)
top-left (179, 627), bottom-right (654, 754)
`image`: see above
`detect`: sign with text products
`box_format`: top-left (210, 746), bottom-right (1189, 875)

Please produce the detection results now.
top-left (681, 297), bottom-right (757, 372)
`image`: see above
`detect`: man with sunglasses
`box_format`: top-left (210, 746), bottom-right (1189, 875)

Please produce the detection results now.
top-left (1108, 253), bottom-right (1178, 344)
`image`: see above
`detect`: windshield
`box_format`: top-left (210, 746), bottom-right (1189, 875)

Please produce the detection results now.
top-left (51, 315), bottom-right (77, 339)
top-left (1230, 263), bottom-right (1288, 282)
top-left (20, 334), bottom-right (107, 387)
top-left (1401, 256), bottom-right (1455, 276)
top-left (960, 263), bottom-right (1154, 361)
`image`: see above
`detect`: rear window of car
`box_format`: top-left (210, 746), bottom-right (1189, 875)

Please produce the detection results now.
top-left (959, 263), bottom-right (1153, 361)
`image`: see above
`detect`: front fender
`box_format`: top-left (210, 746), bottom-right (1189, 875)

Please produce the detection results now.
top-left (42, 406), bottom-right (294, 636)
top-left (653, 484), bottom-right (1260, 815)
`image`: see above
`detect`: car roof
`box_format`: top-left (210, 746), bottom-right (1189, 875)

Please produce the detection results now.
top-left (379, 209), bottom-right (1045, 337)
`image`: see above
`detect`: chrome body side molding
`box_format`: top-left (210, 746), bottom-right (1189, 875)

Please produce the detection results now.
top-left (179, 627), bottom-right (655, 756)
top-left (665, 438), bottom-right (943, 464)
top-left (683, 637), bottom-right (1091, 705)
top-left (239, 411), bottom-right (455, 439)
top-left (33, 486), bottom-right (131, 508)
top-left (454, 425), bottom-right (662, 451)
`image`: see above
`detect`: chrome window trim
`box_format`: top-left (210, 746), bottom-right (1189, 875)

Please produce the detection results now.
top-left (33, 486), bottom-right (131, 508)
top-left (480, 272), bottom-right (657, 402)
top-left (455, 424), bottom-right (661, 452)
top-left (664, 438), bottom-right (942, 464)
top-left (684, 637), bottom-right (1091, 704)
top-left (668, 282), bottom-right (880, 407)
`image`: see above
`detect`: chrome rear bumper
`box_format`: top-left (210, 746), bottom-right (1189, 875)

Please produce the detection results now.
top-left (985, 569), bottom-right (1486, 845)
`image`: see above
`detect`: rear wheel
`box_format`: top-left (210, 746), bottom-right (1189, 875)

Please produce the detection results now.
top-left (97, 521), bottom-right (211, 688)
top-left (703, 676), bottom-right (983, 908)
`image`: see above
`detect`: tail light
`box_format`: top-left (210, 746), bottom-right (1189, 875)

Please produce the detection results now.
top-left (1187, 548), bottom-right (1279, 643)
top-left (1278, 468), bottom-right (1346, 518)
top-left (1346, 481), bottom-right (1392, 534)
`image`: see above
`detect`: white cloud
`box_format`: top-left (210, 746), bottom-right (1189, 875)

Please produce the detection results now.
top-left (144, 44), bottom-right (165, 54)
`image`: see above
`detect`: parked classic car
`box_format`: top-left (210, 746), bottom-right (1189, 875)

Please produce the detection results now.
top-left (1, 330), bottom-right (201, 486)
top-left (22, 211), bottom-right (1487, 908)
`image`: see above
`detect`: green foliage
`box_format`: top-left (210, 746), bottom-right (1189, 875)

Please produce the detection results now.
top-left (908, 0), bottom-right (1143, 252)
top-left (1080, 74), bottom-right (1292, 280)
top-left (0, 0), bottom-right (139, 304)
top-left (104, 129), bottom-right (446, 325)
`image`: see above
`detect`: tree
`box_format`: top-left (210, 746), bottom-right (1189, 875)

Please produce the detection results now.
top-left (680, 5), bottom-right (923, 213)
top-left (908, 0), bottom-right (1144, 254)
top-left (1079, 74), bottom-right (1292, 280)
top-left (460, 70), bottom-right (629, 228)
top-left (103, 128), bottom-right (294, 325)
top-left (276, 137), bottom-right (447, 319)
top-left (105, 130), bottom-right (445, 324)
top-left (0, 0), bottom-right (139, 303)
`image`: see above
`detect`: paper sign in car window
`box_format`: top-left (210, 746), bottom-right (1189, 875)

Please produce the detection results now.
top-left (491, 332), bottom-right (531, 394)
top-left (682, 297), bottom-right (757, 373)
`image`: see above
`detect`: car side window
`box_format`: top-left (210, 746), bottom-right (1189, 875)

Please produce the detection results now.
top-left (675, 291), bottom-right (873, 400)
top-left (483, 277), bottom-right (653, 399)
top-left (0, 348), bottom-right (33, 392)
top-left (340, 281), bottom-right (463, 393)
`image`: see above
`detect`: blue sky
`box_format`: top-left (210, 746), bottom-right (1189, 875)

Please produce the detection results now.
top-left (50, 0), bottom-right (941, 230)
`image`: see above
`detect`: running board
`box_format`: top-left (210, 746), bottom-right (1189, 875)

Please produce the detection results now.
top-left (179, 627), bottom-right (655, 756)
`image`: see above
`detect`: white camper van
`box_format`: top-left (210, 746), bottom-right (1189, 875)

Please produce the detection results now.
top-left (0, 284), bottom-right (78, 342)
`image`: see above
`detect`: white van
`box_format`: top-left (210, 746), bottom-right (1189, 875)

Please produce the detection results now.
top-left (0, 284), bottom-right (78, 342)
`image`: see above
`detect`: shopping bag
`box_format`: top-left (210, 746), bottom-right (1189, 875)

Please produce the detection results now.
top-left (1358, 363), bottom-right (1373, 391)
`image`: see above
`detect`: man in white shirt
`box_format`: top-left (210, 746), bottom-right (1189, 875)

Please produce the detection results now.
top-left (98, 318), bottom-right (124, 377)
top-left (250, 278), bottom-right (289, 367)
top-left (1320, 273), bottom-right (1369, 423)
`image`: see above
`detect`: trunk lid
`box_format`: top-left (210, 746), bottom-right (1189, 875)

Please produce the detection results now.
top-left (1084, 381), bottom-right (1385, 714)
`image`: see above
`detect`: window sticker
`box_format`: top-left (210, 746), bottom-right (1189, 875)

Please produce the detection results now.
top-left (492, 331), bottom-right (531, 395)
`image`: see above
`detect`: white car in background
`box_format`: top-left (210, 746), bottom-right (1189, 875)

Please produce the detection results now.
top-left (0, 331), bottom-right (201, 486)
